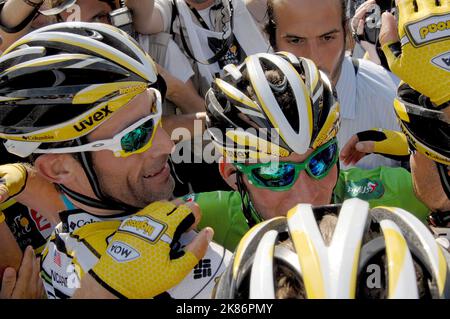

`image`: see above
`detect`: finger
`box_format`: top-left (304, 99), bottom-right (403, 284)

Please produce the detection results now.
top-left (34, 257), bottom-right (44, 299)
top-left (30, 256), bottom-right (41, 299)
top-left (357, 18), bottom-right (365, 35)
top-left (355, 0), bottom-right (376, 19)
top-left (171, 198), bottom-right (186, 206)
top-left (397, 0), bottom-right (416, 22)
top-left (356, 141), bottom-right (375, 154)
top-left (0, 185), bottom-right (9, 203)
top-left (416, 0), bottom-right (436, 12)
top-left (13, 246), bottom-right (34, 297)
top-left (184, 202), bottom-right (201, 231)
top-left (0, 267), bottom-right (16, 299)
top-left (184, 227), bottom-right (214, 260)
top-left (340, 135), bottom-right (359, 158)
top-left (379, 12), bottom-right (399, 46)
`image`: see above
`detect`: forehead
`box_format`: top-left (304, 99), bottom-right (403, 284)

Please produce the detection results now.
top-left (273, 0), bottom-right (343, 35)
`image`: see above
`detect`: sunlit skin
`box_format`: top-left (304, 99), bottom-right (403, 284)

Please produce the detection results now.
top-left (87, 90), bottom-right (175, 208)
top-left (410, 152), bottom-right (450, 213)
top-left (221, 149), bottom-right (338, 220)
top-left (58, 0), bottom-right (112, 23)
top-left (272, 0), bottom-right (346, 85)
top-left (35, 89), bottom-right (175, 214)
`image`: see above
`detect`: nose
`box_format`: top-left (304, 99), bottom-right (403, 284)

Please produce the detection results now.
top-left (147, 125), bottom-right (174, 158)
top-left (303, 42), bottom-right (324, 70)
top-left (285, 170), bottom-right (323, 205)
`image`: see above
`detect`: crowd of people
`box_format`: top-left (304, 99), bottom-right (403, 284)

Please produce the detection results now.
top-left (0, 0), bottom-right (448, 299)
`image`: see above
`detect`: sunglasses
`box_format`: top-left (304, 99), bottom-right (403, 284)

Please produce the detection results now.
top-left (234, 138), bottom-right (338, 191)
top-left (34, 88), bottom-right (162, 158)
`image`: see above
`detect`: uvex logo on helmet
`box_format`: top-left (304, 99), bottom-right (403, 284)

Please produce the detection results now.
top-left (73, 106), bottom-right (113, 133)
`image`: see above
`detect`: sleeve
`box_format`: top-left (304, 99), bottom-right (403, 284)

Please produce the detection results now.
top-left (164, 39), bottom-right (195, 83)
top-left (154, 0), bottom-right (174, 33)
top-left (358, 60), bottom-right (401, 132)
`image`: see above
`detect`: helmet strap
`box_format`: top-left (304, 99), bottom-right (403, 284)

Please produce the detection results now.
top-left (236, 171), bottom-right (262, 228)
top-left (58, 138), bottom-right (139, 213)
top-left (436, 162), bottom-right (450, 201)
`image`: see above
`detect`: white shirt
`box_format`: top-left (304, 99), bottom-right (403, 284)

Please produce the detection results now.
top-left (336, 56), bottom-right (402, 170)
top-left (137, 34), bottom-right (194, 83)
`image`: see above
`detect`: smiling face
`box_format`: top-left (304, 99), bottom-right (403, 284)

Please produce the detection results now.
top-left (86, 89), bottom-right (175, 208)
top-left (271, 0), bottom-right (346, 85)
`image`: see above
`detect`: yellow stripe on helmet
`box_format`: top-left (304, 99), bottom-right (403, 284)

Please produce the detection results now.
top-left (312, 101), bottom-right (340, 149)
top-left (215, 78), bottom-right (260, 110)
top-left (290, 230), bottom-right (326, 298)
top-left (72, 82), bottom-right (148, 104)
top-left (0, 91), bottom-right (141, 142)
top-left (394, 99), bottom-right (411, 123)
top-left (4, 54), bottom-right (90, 73)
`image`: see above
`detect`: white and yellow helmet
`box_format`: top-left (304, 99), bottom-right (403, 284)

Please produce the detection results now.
top-left (0, 21), bottom-right (164, 157)
top-left (205, 52), bottom-right (340, 161)
top-left (214, 198), bottom-right (450, 299)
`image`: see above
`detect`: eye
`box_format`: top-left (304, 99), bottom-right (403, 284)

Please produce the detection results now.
top-left (286, 37), bottom-right (304, 45)
top-left (321, 35), bottom-right (336, 42)
top-left (92, 13), bottom-right (110, 24)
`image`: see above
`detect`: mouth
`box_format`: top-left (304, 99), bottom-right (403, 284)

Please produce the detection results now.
top-left (143, 162), bottom-right (170, 179)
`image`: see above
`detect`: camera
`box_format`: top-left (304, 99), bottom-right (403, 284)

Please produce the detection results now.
top-left (108, 6), bottom-right (136, 38)
top-left (363, 0), bottom-right (395, 45)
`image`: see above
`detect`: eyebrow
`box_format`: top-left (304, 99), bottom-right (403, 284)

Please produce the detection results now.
top-left (283, 29), bottom-right (341, 39)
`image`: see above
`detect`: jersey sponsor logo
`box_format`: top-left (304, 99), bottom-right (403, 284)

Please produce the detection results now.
top-left (193, 259), bottom-right (212, 279)
top-left (72, 105), bottom-right (113, 132)
top-left (51, 269), bottom-right (68, 288)
top-left (118, 215), bottom-right (167, 243)
top-left (107, 241), bottom-right (140, 262)
top-left (405, 13), bottom-right (450, 47)
top-left (21, 134), bottom-right (55, 141)
top-left (182, 193), bottom-right (198, 203)
top-left (30, 209), bottom-right (51, 232)
top-left (67, 213), bottom-right (102, 231)
top-left (345, 178), bottom-right (385, 200)
top-left (431, 51), bottom-right (450, 72)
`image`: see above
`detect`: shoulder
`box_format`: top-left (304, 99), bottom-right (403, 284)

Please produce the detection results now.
top-left (154, 0), bottom-right (174, 32)
top-left (355, 58), bottom-right (400, 93)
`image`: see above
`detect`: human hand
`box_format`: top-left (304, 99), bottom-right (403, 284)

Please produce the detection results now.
top-left (380, 0), bottom-right (450, 106)
top-left (0, 246), bottom-right (44, 299)
top-left (90, 201), bottom-right (213, 298)
top-left (340, 128), bottom-right (410, 166)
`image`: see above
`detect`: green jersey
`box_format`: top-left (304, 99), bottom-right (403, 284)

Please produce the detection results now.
top-left (184, 166), bottom-right (429, 251)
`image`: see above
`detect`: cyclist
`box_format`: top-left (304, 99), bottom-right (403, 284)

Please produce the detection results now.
top-left (191, 51), bottom-right (428, 250)
top-left (214, 198), bottom-right (450, 299)
top-left (339, 0), bottom-right (450, 241)
top-left (0, 51), bottom-right (429, 253)
top-left (0, 22), bottom-right (215, 298)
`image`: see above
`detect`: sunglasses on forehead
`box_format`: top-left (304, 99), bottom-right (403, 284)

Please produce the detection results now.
top-left (34, 88), bottom-right (162, 158)
top-left (234, 138), bottom-right (338, 191)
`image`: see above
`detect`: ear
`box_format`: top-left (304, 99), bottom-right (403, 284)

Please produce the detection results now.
top-left (34, 154), bottom-right (79, 185)
top-left (218, 157), bottom-right (238, 191)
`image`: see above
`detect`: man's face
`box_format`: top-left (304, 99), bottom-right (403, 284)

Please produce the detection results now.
top-left (87, 89), bottom-right (175, 208)
top-left (58, 0), bottom-right (112, 23)
top-left (272, 0), bottom-right (346, 85)
top-left (410, 152), bottom-right (450, 213)
top-left (229, 149), bottom-right (338, 220)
